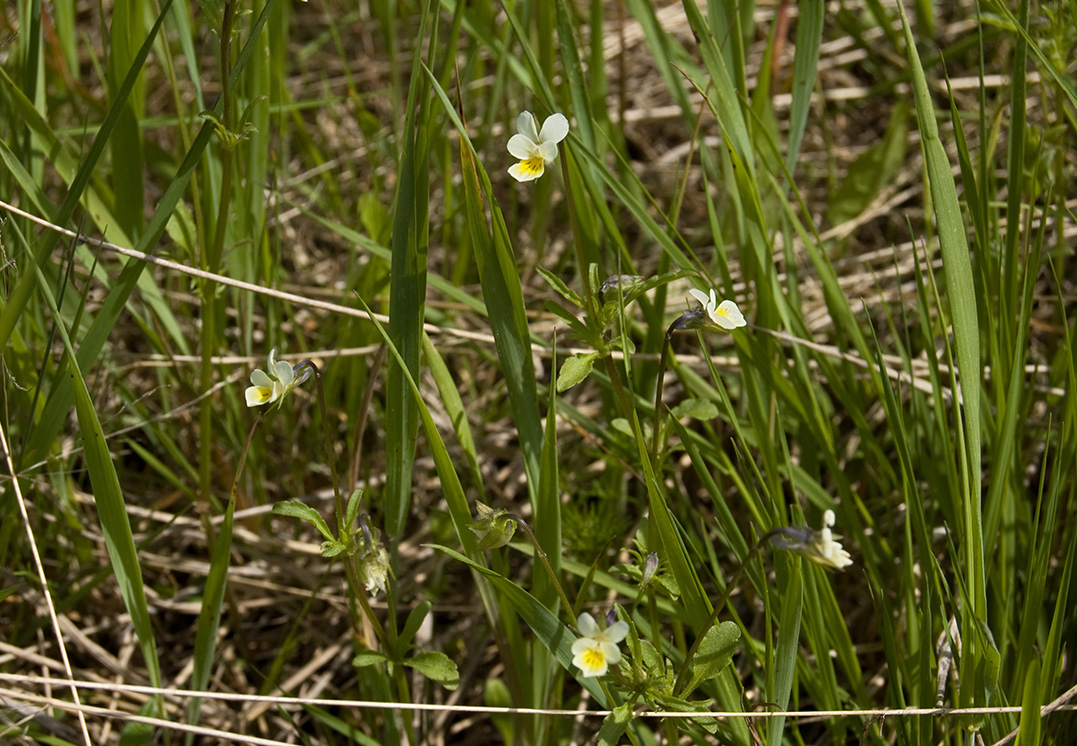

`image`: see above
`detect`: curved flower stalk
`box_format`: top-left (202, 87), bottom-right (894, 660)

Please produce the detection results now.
top-left (507, 111), bottom-right (569, 182)
top-left (650, 291), bottom-right (747, 459)
top-left (571, 612), bottom-right (629, 678)
top-left (244, 349), bottom-right (311, 408)
top-left (674, 511), bottom-right (854, 694)
top-left (769, 509), bottom-right (854, 570)
top-left (687, 288), bottom-right (746, 331)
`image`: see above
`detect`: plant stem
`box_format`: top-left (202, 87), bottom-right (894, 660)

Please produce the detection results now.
top-left (672, 531), bottom-right (782, 696)
top-left (650, 316), bottom-right (686, 462)
top-left (199, 0), bottom-right (236, 507)
top-left (509, 513), bottom-right (577, 626)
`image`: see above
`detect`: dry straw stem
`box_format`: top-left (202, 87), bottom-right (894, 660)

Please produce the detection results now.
top-left (2, 675), bottom-right (1075, 731)
top-left (6, 199), bottom-right (1064, 416)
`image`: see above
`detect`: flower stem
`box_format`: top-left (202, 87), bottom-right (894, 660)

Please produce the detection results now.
top-left (508, 513), bottom-right (577, 626)
top-left (301, 360), bottom-right (376, 646)
top-left (650, 315), bottom-right (686, 463)
top-left (672, 531), bottom-right (783, 696)
top-left (302, 361), bottom-right (347, 536)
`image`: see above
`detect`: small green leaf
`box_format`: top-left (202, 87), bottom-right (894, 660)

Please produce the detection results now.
top-left (320, 540), bottom-right (347, 558)
top-left (399, 601), bottom-right (432, 652)
top-left (352, 650), bottom-right (388, 668)
top-left (273, 500), bottom-right (334, 542)
top-left (537, 266), bottom-right (585, 308)
top-left (557, 352), bottom-right (599, 392)
top-left (345, 489), bottom-right (364, 530)
top-left (670, 398), bottom-right (719, 421)
top-left (597, 701), bottom-right (634, 746)
top-left (405, 651), bottom-right (460, 690)
top-left (683, 621), bottom-right (740, 695)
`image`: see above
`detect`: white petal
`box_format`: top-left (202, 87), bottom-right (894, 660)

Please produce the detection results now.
top-left (507, 133), bottom-right (539, 160)
top-left (688, 288), bottom-right (709, 307)
top-left (603, 620), bottom-right (629, 644)
top-left (600, 642), bottom-right (622, 666)
top-left (273, 359), bottom-right (295, 385)
top-left (576, 612), bottom-right (600, 638)
top-left (516, 111), bottom-right (539, 142)
top-left (538, 141), bottom-right (559, 164)
top-left (539, 113), bottom-right (569, 144)
top-left (571, 638), bottom-right (592, 655)
top-left (245, 386), bottom-right (270, 407)
top-left (714, 300), bottom-right (746, 329)
top-left (250, 369), bottom-right (273, 388)
top-left (509, 159), bottom-right (544, 182)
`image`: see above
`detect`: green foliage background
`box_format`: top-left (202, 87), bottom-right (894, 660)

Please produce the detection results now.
top-left (0, 0), bottom-right (1074, 744)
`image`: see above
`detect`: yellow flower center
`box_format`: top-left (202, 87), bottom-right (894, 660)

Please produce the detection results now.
top-left (517, 156), bottom-right (544, 177)
top-left (581, 648), bottom-right (605, 671)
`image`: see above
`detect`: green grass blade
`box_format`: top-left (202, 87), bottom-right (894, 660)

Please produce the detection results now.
top-left (1001, 0), bottom-right (1029, 359)
top-left (429, 544), bottom-right (610, 707)
top-left (1015, 659), bottom-right (1041, 746)
top-left (767, 563), bottom-right (802, 746)
top-left (0, 0), bottom-right (174, 353)
top-left (384, 0), bottom-right (435, 539)
top-left (426, 66), bottom-right (544, 504)
top-left (31, 263), bottom-right (162, 699)
top-left (785, 0), bottom-right (824, 175)
top-left (897, 1), bottom-right (985, 709)
top-left (187, 491), bottom-right (236, 740)
top-left (107, 0), bottom-right (146, 238)
top-left (18, 0), bottom-right (277, 467)
top-left (421, 333), bottom-right (485, 501)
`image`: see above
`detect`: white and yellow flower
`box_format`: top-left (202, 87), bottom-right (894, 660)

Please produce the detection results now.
top-left (807, 510), bottom-right (853, 569)
top-left (571, 612), bottom-right (629, 678)
top-left (507, 111), bottom-right (569, 182)
top-left (770, 510), bottom-right (854, 570)
top-left (688, 288), bottom-right (746, 331)
top-left (244, 349), bottom-right (310, 408)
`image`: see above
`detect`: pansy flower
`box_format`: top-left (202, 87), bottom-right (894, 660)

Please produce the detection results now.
top-left (244, 349), bottom-right (311, 408)
top-left (507, 111), bottom-right (569, 182)
top-left (571, 612), bottom-right (629, 677)
top-left (688, 288), bottom-right (746, 331)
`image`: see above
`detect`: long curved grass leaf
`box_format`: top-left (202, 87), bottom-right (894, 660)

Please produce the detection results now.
top-left (31, 263), bottom-right (162, 701)
top-left (428, 544), bottom-right (609, 706)
top-left (785, 0), bottom-right (824, 174)
top-left (425, 65), bottom-right (544, 505)
top-left (18, 0), bottom-right (278, 468)
top-left (897, 2), bottom-right (986, 711)
top-left (384, 0), bottom-right (435, 540)
top-left (0, 0), bottom-right (174, 352)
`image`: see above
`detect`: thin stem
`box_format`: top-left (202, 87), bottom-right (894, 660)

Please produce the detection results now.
top-left (300, 360), bottom-right (376, 653)
top-left (303, 361), bottom-right (347, 534)
top-left (672, 530), bottom-right (784, 696)
top-left (557, 145), bottom-right (600, 324)
top-left (509, 513), bottom-right (577, 627)
top-left (650, 316), bottom-right (685, 462)
top-left (199, 0), bottom-right (236, 507)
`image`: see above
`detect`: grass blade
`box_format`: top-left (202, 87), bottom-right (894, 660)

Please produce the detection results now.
top-left (384, 0), bottom-right (435, 539)
top-left (897, 0), bottom-right (986, 710)
top-left (31, 263), bottom-right (162, 701)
